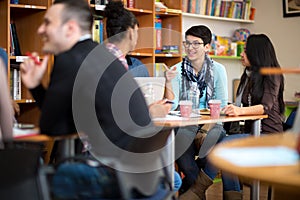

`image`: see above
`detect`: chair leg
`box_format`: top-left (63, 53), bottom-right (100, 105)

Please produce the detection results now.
top-left (267, 186), bottom-right (272, 200)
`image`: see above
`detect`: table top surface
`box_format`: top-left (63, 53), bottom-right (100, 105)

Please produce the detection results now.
top-left (208, 132), bottom-right (300, 191)
top-left (153, 114), bottom-right (268, 127)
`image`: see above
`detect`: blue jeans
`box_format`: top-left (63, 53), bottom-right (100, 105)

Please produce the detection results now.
top-left (175, 124), bottom-right (226, 190)
top-left (203, 133), bottom-right (250, 191)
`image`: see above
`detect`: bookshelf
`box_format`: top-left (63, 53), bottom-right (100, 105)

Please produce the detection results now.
top-left (0, 0), bottom-right (52, 125)
top-left (89, 0), bottom-right (183, 77)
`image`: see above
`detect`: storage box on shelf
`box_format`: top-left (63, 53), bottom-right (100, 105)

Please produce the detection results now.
top-left (0, 0), bottom-right (52, 125)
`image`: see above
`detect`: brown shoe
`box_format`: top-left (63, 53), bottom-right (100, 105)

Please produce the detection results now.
top-left (223, 191), bottom-right (243, 200)
top-left (179, 170), bottom-right (213, 200)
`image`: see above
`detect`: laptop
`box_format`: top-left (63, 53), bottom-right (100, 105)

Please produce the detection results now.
top-left (134, 77), bottom-right (166, 105)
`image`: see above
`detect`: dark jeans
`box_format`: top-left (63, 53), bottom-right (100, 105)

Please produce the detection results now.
top-left (175, 124), bottom-right (226, 192)
top-left (176, 124), bottom-right (248, 192)
top-left (204, 133), bottom-right (250, 191)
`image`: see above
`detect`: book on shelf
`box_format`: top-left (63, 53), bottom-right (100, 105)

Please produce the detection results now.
top-left (154, 63), bottom-right (167, 77)
top-left (10, 64), bottom-right (21, 100)
top-left (10, 22), bottom-right (22, 56)
top-left (155, 16), bottom-right (162, 53)
top-left (92, 16), bottom-right (104, 43)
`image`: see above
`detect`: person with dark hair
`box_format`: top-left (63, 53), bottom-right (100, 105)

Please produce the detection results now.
top-left (104, 1), bottom-right (181, 192)
top-left (20, 0), bottom-right (98, 164)
top-left (224, 34), bottom-right (285, 134)
top-left (104, 0), bottom-right (173, 117)
top-left (126, 55), bottom-right (149, 77)
top-left (169, 25), bottom-right (228, 199)
top-left (196, 34), bottom-right (285, 200)
top-left (20, 0), bottom-right (96, 136)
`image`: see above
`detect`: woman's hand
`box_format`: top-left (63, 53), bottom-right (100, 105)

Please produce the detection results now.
top-left (165, 66), bottom-right (177, 82)
top-left (223, 104), bottom-right (242, 116)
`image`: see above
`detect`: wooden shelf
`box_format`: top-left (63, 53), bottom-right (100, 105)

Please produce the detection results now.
top-left (155, 53), bottom-right (181, 58)
top-left (260, 68), bottom-right (300, 74)
top-left (210, 55), bottom-right (241, 60)
top-left (182, 54), bottom-right (241, 60)
top-left (14, 99), bottom-right (35, 104)
top-left (10, 4), bottom-right (47, 10)
top-left (182, 12), bottom-right (254, 23)
top-left (128, 52), bottom-right (153, 57)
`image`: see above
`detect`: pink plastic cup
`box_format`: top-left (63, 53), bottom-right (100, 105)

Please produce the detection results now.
top-left (208, 100), bottom-right (221, 119)
top-left (179, 100), bottom-right (193, 118)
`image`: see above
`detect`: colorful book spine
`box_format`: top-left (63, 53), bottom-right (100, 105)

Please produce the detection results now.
top-left (155, 16), bottom-right (162, 53)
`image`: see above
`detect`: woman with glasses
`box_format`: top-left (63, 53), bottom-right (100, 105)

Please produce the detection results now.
top-left (170, 25), bottom-right (233, 200)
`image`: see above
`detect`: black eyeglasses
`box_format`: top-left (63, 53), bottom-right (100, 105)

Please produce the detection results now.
top-left (183, 41), bottom-right (204, 49)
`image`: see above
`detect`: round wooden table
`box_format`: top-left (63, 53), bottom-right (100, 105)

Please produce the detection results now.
top-left (208, 132), bottom-right (300, 199)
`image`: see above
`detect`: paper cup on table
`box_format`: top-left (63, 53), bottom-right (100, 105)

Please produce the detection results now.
top-left (208, 100), bottom-right (221, 119)
top-left (179, 100), bottom-right (193, 118)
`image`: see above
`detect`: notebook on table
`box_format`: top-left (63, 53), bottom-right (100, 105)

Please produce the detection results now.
top-left (134, 77), bottom-right (166, 105)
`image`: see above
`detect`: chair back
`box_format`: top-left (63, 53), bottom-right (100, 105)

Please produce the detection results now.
top-left (91, 128), bottom-right (174, 199)
top-left (291, 104), bottom-right (300, 133)
top-left (0, 143), bottom-right (51, 200)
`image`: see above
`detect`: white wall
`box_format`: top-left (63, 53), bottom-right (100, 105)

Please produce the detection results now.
top-left (183, 0), bottom-right (300, 101)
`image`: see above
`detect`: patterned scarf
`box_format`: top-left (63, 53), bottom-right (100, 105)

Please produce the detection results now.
top-left (181, 55), bottom-right (214, 107)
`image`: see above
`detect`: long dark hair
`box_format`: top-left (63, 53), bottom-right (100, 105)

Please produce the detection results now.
top-left (104, 1), bottom-right (138, 43)
top-left (237, 34), bottom-right (285, 114)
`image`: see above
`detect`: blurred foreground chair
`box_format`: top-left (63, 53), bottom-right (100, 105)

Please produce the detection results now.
top-left (92, 128), bottom-right (176, 199)
top-left (0, 141), bottom-right (51, 200)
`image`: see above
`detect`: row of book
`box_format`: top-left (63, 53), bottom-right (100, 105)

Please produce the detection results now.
top-left (10, 64), bottom-right (21, 100)
top-left (183, 0), bottom-right (253, 20)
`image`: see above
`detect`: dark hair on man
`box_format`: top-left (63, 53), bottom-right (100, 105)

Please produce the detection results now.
top-left (104, 1), bottom-right (139, 43)
top-left (185, 25), bottom-right (212, 45)
top-left (237, 34), bottom-right (285, 114)
top-left (53, 0), bottom-right (93, 33)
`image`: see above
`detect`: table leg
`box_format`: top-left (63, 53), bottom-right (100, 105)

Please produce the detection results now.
top-left (251, 180), bottom-right (260, 200)
top-left (251, 119), bottom-right (262, 200)
top-left (252, 119), bottom-right (261, 137)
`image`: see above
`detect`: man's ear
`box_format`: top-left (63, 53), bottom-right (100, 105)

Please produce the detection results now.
top-left (128, 28), bottom-right (134, 41)
top-left (204, 43), bottom-right (211, 53)
top-left (65, 20), bottom-right (79, 37)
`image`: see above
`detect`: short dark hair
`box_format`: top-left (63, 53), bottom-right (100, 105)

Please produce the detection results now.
top-left (53, 0), bottom-right (93, 32)
top-left (185, 25), bottom-right (212, 45)
top-left (104, 1), bottom-right (139, 43)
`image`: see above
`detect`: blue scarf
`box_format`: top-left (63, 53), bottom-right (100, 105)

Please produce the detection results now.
top-left (181, 55), bottom-right (214, 107)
